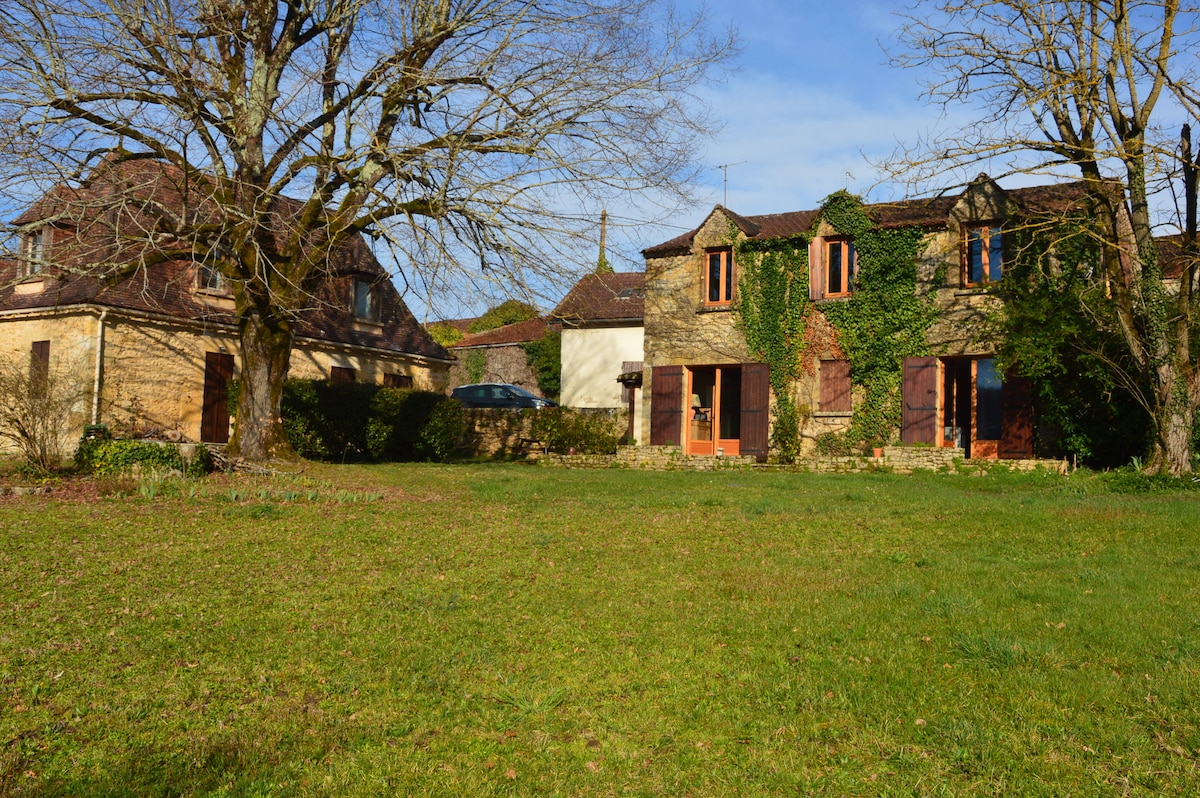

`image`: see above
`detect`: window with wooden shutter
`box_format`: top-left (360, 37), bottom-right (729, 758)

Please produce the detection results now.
top-left (819, 359), bottom-right (851, 412)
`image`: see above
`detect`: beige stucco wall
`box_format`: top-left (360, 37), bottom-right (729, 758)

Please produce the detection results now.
top-left (0, 306), bottom-right (450, 454)
top-left (560, 325), bottom-right (643, 409)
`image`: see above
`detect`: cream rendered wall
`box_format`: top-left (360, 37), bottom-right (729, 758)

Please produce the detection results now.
top-left (560, 325), bottom-right (644, 408)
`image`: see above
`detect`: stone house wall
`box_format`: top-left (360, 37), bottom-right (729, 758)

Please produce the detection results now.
top-left (0, 307), bottom-right (449, 452)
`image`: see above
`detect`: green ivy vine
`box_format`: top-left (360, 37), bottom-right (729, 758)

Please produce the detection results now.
top-left (817, 193), bottom-right (934, 448)
top-left (733, 191), bottom-right (937, 458)
top-left (735, 235), bottom-right (812, 462)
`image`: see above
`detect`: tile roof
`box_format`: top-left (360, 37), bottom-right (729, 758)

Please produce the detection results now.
top-left (551, 271), bottom-right (644, 324)
top-left (643, 179), bottom-right (1092, 258)
top-left (450, 317), bottom-right (555, 348)
top-left (2, 158), bottom-right (450, 361)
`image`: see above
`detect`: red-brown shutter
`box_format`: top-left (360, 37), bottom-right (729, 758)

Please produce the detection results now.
top-left (999, 374), bottom-right (1034, 459)
top-left (29, 340), bottom-right (50, 387)
top-left (740, 362), bottom-right (770, 462)
top-left (901, 356), bottom-right (939, 445)
top-left (650, 366), bottom-right (683, 446)
top-left (201, 351), bottom-right (235, 444)
top-left (819, 359), bottom-right (851, 411)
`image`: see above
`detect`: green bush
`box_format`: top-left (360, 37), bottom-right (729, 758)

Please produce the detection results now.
top-left (75, 438), bottom-right (209, 476)
top-left (415, 398), bottom-right (466, 462)
top-left (530, 408), bottom-right (622, 455)
top-left (279, 380), bottom-right (464, 463)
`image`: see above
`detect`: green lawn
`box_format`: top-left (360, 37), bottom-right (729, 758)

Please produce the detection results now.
top-left (1, 464), bottom-right (1198, 796)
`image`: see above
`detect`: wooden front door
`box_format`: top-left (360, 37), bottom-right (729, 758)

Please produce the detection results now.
top-left (201, 351), bottom-right (235, 444)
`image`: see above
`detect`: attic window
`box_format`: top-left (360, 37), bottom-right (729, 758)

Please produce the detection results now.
top-left (354, 278), bottom-right (381, 322)
top-left (704, 248), bottom-right (734, 306)
top-left (616, 287), bottom-right (642, 300)
top-left (21, 227), bottom-right (47, 276)
top-left (198, 262), bottom-right (226, 293)
top-left (963, 224), bottom-right (1003, 286)
top-left (823, 238), bottom-right (855, 298)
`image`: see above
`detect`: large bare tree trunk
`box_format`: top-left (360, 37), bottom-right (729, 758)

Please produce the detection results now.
top-left (229, 307), bottom-right (296, 461)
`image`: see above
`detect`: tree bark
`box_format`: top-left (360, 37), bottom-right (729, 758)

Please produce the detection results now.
top-left (228, 306), bottom-right (296, 461)
top-left (1148, 361), bottom-right (1195, 476)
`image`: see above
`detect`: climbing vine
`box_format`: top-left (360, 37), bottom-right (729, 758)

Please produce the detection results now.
top-left (817, 193), bottom-right (934, 449)
top-left (735, 235), bottom-right (812, 462)
top-left (733, 190), bottom-right (936, 458)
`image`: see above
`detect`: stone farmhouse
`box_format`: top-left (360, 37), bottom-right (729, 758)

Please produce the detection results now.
top-left (0, 158), bottom-right (451, 448)
top-left (639, 175), bottom-right (1094, 462)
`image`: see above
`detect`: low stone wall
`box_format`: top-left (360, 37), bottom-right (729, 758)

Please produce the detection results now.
top-left (536, 443), bottom-right (1069, 475)
top-left (538, 445), bottom-right (756, 471)
top-left (460, 408), bottom-right (537, 458)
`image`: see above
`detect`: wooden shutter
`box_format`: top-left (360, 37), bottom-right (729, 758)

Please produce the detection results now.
top-left (809, 238), bottom-right (823, 300)
top-left (29, 340), bottom-right (50, 389)
top-left (649, 365), bottom-right (683, 446)
top-left (740, 362), bottom-right (770, 462)
top-left (819, 359), bottom-right (851, 411)
top-left (901, 356), bottom-right (939, 445)
top-left (999, 374), bottom-right (1034, 459)
top-left (201, 351), bottom-right (235, 444)
top-left (330, 366), bottom-right (356, 383)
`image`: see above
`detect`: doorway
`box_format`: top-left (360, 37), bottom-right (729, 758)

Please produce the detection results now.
top-left (201, 351), bottom-right (235, 444)
top-left (687, 365), bottom-right (742, 456)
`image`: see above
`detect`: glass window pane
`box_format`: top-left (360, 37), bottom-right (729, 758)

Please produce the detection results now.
top-left (976, 358), bottom-right (1002, 440)
top-left (708, 253), bottom-right (722, 303)
top-left (719, 368), bottom-right (741, 440)
top-left (828, 242), bottom-right (843, 295)
top-left (968, 229), bottom-right (984, 283)
top-left (989, 228), bottom-right (1003, 281)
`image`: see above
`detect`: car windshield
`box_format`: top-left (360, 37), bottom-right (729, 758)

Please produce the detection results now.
top-left (507, 385), bottom-right (540, 399)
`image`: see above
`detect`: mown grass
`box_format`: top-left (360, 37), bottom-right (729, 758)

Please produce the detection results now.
top-left (1, 464), bottom-right (1199, 796)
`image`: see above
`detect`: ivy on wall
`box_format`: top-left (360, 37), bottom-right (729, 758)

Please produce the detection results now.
top-left (818, 198), bottom-right (934, 448)
top-left (733, 191), bottom-right (935, 457)
top-left (735, 235), bottom-right (812, 462)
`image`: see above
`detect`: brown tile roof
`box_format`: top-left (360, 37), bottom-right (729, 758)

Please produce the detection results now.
top-left (450, 317), bottom-right (555, 348)
top-left (552, 272), bottom-right (644, 324)
top-left (643, 180), bottom-right (1093, 257)
top-left (3, 158), bottom-right (450, 361)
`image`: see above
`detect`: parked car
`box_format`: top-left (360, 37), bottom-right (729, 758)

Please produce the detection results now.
top-left (451, 383), bottom-right (558, 409)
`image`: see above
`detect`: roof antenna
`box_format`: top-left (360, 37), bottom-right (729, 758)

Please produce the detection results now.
top-left (715, 161), bottom-right (746, 206)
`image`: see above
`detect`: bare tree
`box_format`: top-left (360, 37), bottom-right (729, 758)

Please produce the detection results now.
top-left (0, 0), bottom-right (731, 461)
top-left (888, 0), bottom-right (1200, 474)
top-left (0, 350), bottom-right (89, 473)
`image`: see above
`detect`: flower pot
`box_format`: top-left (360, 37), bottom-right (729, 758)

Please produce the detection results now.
top-left (872, 447), bottom-right (883, 459)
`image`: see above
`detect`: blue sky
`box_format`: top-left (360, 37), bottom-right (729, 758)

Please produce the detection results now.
top-left (600, 0), bottom-right (957, 273)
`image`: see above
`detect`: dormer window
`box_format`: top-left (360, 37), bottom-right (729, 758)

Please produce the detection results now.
top-left (811, 236), bottom-right (856, 299)
top-left (21, 227), bottom-right (47, 275)
top-left (964, 224), bottom-right (1002, 286)
top-left (354, 278), bottom-right (381, 322)
top-left (704, 248), bottom-right (734, 307)
top-left (198, 262), bottom-right (226, 293)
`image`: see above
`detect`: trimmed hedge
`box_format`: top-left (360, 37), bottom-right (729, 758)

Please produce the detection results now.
top-left (281, 380), bottom-right (464, 463)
